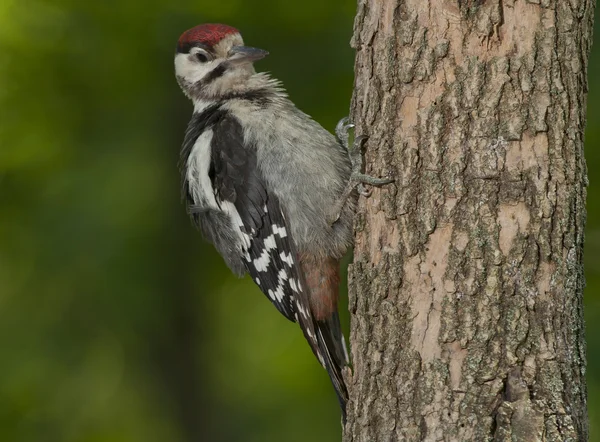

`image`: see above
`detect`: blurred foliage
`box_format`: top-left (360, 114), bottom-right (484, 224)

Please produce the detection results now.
top-left (0, 1), bottom-right (598, 441)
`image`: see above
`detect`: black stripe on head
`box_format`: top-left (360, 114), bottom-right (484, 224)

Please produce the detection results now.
top-left (186, 63), bottom-right (229, 97)
top-left (202, 63), bottom-right (228, 85)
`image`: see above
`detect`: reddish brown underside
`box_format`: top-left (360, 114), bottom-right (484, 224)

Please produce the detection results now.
top-left (299, 254), bottom-right (340, 321)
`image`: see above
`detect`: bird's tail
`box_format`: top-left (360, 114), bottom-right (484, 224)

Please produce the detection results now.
top-left (295, 253), bottom-right (350, 419)
top-left (315, 312), bottom-right (349, 418)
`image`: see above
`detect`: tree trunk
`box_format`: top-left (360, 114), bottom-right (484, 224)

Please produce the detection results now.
top-left (345, 1), bottom-right (594, 441)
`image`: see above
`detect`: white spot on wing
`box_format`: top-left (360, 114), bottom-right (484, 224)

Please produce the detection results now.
top-left (253, 249), bottom-right (271, 272)
top-left (272, 225), bottom-right (287, 237)
top-left (277, 269), bottom-right (289, 281)
top-left (263, 234), bottom-right (276, 250)
top-left (296, 301), bottom-right (309, 319)
top-left (266, 270), bottom-right (290, 304)
top-left (280, 252), bottom-right (293, 266)
top-left (267, 284), bottom-right (284, 303)
top-left (252, 232), bottom-right (280, 272)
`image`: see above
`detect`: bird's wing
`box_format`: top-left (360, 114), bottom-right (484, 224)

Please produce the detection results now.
top-left (208, 113), bottom-right (307, 322)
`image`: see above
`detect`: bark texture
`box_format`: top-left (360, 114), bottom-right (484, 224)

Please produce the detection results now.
top-left (345, 1), bottom-right (594, 441)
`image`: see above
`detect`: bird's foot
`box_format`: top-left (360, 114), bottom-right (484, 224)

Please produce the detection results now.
top-left (328, 118), bottom-right (394, 225)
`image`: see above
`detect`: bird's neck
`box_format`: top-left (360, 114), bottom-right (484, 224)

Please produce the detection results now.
top-left (191, 72), bottom-right (287, 107)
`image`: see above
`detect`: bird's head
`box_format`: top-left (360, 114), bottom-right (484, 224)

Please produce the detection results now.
top-left (175, 24), bottom-right (268, 100)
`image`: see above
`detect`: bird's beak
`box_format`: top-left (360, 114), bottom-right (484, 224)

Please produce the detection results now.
top-left (228, 46), bottom-right (269, 64)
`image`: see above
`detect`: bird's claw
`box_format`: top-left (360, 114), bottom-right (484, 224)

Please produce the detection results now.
top-left (357, 183), bottom-right (371, 196)
top-left (335, 117), bottom-right (356, 150)
top-left (351, 135), bottom-right (367, 153)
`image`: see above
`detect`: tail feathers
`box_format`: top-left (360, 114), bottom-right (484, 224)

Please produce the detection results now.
top-left (291, 251), bottom-right (349, 418)
top-left (315, 312), bottom-right (349, 420)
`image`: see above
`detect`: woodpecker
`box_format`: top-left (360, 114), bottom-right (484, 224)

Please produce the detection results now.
top-left (174, 23), bottom-right (391, 417)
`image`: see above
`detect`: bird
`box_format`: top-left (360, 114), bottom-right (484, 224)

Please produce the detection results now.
top-left (174, 23), bottom-right (392, 418)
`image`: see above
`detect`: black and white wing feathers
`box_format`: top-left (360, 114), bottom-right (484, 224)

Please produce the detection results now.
top-left (209, 114), bottom-right (300, 321)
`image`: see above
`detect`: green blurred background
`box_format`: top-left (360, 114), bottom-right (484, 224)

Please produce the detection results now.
top-left (0, 1), bottom-right (598, 441)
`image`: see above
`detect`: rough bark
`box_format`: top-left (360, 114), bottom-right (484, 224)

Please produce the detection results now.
top-left (345, 1), bottom-right (594, 441)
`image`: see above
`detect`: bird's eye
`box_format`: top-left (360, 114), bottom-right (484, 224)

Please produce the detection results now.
top-left (196, 52), bottom-right (209, 63)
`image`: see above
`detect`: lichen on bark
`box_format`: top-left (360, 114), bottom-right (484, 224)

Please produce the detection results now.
top-left (345, 0), bottom-right (594, 441)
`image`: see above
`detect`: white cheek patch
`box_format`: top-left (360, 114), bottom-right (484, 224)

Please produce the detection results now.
top-left (174, 53), bottom-right (220, 85)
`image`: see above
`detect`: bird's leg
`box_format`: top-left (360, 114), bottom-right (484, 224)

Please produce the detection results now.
top-left (328, 118), bottom-right (394, 225)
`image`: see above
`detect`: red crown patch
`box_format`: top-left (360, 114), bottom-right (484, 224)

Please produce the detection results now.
top-left (178, 23), bottom-right (239, 48)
